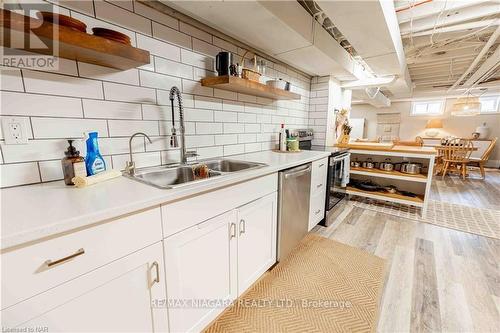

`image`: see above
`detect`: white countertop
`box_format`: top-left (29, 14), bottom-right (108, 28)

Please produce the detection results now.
top-left (1, 150), bottom-right (330, 250)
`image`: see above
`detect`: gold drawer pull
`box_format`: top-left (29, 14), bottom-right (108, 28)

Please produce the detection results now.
top-left (315, 209), bottom-right (321, 215)
top-left (45, 248), bottom-right (85, 267)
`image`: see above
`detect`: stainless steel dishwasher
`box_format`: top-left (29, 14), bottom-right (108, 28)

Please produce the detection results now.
top-left (277, 163), bottom-right (311, 261)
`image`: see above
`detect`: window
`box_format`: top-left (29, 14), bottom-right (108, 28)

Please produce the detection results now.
top-left (480, 96), bottom-right (499, 113)
top-left (411, 100), bottom-right (445, 116)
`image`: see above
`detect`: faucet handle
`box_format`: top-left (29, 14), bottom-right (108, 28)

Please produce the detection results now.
top-left (125, 161), bottom-right (135, 175)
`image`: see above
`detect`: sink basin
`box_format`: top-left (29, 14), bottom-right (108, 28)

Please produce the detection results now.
top-left (203, 159), bottom-right (266, 172)
top-left (125, 159), bottom-right (266, 189)
top-left (130, 166), bottom-right (221, 189)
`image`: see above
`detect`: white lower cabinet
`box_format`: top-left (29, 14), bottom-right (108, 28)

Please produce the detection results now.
top-left (163, 211), bottom-right (237, 333)
top-left (164, 192), bottom-right (278, 333)
top-left (237, 192), bottom-right (277, 294)
top-left (2, 242), bottom-right (168, 332)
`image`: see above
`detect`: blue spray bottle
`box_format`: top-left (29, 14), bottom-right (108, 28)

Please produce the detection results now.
top-left (85, 132), bottom-right (106, 175)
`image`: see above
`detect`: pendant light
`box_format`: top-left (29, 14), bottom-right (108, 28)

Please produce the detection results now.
top-left (451, 94), bottom-right (481, 116)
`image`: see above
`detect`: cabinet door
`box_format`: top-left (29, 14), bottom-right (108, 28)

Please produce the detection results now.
top-left (164, 211), bottom-right (237, 333)
top-left (237, 192), bottom-right (277, 294)
top-left (1, 242), bottom-right (168, 332)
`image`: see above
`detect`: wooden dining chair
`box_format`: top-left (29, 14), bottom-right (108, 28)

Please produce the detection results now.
top-left (466, 137), bottom-right (497, 179)
top-left (442, 138), bottom-right (474, 180)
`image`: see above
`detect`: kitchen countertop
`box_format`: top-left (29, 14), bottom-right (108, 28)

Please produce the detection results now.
top-left (1, 150), bottom-right (330, 250)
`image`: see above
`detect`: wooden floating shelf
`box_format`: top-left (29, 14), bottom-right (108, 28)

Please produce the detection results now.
top-left (350, 167), bottom-right (428, 183)
top-left (1, 9), bottom-right (150, 70)
top-left (200, 76), bottom-right (301, 100)
top-left (346, 186), bottom-right (424, 207)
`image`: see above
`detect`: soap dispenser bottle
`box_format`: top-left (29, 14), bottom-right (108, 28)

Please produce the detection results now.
top-left (85, 132), bottom-right (106, 176)
top-left (61, 139), bottom-right (86, 185)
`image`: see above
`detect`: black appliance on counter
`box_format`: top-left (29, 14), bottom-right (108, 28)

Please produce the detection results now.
top-left (309, 146), bottom-right (350, 227)
top-left (289, 129), bottom-right (314, 150)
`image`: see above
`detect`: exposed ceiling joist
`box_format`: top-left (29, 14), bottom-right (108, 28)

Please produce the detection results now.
top-left (399, 3), bottom-right (500, 35)
top-left (396, 0), bottom-right (489, 23)
top-left (448, 24), bottom-right (500, 90)
top-left (462, 46), bottom-right (500, 86)
top-left (340, 76), bottom-right (397, 89)
top-left (407, 19), bottom-right (498, 37)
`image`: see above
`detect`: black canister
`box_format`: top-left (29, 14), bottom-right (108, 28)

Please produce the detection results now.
top-left (215, 52), bottom-right (232, 76)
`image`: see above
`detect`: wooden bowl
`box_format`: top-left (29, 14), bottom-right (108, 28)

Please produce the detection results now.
top-left (242, 68), bottom-right (261, 82)
top-left (92, 28), bottom-right (131, 45)
top-left (36, 12), bottom-right (87, 33)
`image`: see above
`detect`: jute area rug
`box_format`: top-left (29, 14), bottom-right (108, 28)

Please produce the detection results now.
top-left (204, 234), bottom-right (386, 333)
top-left (351, 197), bottom-right (500, 240)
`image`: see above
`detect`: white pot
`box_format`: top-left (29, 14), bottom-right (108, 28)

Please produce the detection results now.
top-left (266, 80), bottom-right (286, 90)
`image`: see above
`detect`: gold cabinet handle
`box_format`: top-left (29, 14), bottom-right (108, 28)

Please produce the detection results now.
top-left (229, 222), bottom-right (236, 239)
top-left (316, 183), bottom-right (323, 188)
top-left (45, 248), bottom-right (85, 267)
top-left (152, 261), bottom-right (160, 284)
top-left (239, 219), bottom-right (246, 235)
top-left (315, 209), bottom-right (321, 215)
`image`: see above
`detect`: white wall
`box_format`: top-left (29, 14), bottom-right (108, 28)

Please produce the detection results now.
top-left (351, 99), bottom-right (500, 166)
top-left (0, 0), bottom-right (312, 188)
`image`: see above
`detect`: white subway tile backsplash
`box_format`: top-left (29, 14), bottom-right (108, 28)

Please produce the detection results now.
top-left (238, 113), bottom-right (257, 123)
top-left (238, 133), bottom-right (256, 143)
top-left (0, 68), bottom-right (24, 92)
top-left (214, 111), bottom-right (237, 123)
top-left (194, 96), bottom-right (222, 110)
top-left (39, 159), bottom-right (64, 182)
top-left (134, 2), bottom-right (178, 29)
top-left (192, 38), bottom-right (220, 57)
top-left (181, 49), bottom-right (214, 70)
top-left (0, 0), bottom-right (312, 187)
top-left (103, 82), bottom-right (156, 104)
top-left (108, 119), bottom-right (159, 137)
top-left (112, 151), bottom-right (161, 170)
top-left (137, 34), bottom-right (180, 61)
top-left (155, 57), bottom-right (193, 79)
top-left (83, 99), bottom-right (142, 120)
top-left (152, 22), bottom-right (192, 49)
top-left (224, 123), bottom-right (245, 134)
top-left (215, 134), bottom-right (237, 145)
top-left (223, 144), bottom-right (244, 156)
top-left (195, 122), bottom-right (222, 135)
top-left (95, 0), bottom-right (151, 35)
top-left (182, 79), bottom-right (213, 97)
top-left (31, 117), bottom-right (109, 139)
top-left (0, 162), bottom-right (40, 188)
top-left (196, 146), bottom-right (223, 159)
top-left (183, 108), bottom-right (213, 122)
top-left (1, 91), bottom-right (83, 118)
top-left (78, 62), bottom-right (140, 85)
top-left (23, 70), bottom-right (104, 99)
top-left (179, 22), bottom-right (212, 43)
top-left (185, 135), bottom-right (214, 148)
top-left (140, 70), bottom-right (182, 90)
top-left (1, 139), bottom-right (72, 163)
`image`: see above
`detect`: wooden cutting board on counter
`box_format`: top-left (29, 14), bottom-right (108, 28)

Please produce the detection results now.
top-left (335, 142), bottom-right (394, 150)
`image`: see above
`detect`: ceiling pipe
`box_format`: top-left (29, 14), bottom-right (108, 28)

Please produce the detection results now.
top-left (463, 46), bottom-right (500, 87)
top-left (395, 0), bottom-right (432, 13)
top-left (448, 25), bottom-right (500, 91)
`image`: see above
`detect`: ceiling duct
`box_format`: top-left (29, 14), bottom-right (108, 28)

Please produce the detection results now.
top-left (365, 87), bottom-right (391, 108)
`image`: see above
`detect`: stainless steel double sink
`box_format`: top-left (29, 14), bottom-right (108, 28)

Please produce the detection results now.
top-left (124, 159), bottom-right (266, 189)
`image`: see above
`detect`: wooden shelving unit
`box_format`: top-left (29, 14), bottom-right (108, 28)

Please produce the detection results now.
top-left (350, 166), bottom-right (428, 183)
top-left (346, 186), bottom-right (424, 207)
top-left (1, 9), bottom-right (150, 70)
top-left (200, 76), bottom-right (301, 100)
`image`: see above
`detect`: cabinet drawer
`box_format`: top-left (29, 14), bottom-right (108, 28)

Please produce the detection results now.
top-left (308, 191), bottom-right (325, 231)
top-left (311, 158), bottom-right (328, 194)
top-left (1, 207), bottom-right (162, 309)
top-left (162, 173), bottom-right (278, 237)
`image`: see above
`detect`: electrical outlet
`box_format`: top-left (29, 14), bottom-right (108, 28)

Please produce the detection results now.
top-left (1, 117), bottom-right (29, 145)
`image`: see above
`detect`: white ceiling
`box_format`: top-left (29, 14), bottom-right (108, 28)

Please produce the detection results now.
top-left (394, 0), bottom-right (500, 92)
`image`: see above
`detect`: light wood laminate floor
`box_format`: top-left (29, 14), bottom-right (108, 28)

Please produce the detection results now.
top-left (312, 169), bottom-right (500, 332)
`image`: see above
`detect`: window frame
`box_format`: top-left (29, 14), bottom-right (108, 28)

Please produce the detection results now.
top-left (479, 96), bottom-right (500, 114)
top-left (410, 100), bottom-right (445, 116)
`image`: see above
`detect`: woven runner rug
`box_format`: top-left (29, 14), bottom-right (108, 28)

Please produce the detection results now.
top-left (351, 197), bottom-right (500, 240)
top-left (204, 234), bottom-right (385, 333)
